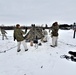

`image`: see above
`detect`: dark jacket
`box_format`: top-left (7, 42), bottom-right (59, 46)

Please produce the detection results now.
top-left (51, 24), bottom-right (59, 37)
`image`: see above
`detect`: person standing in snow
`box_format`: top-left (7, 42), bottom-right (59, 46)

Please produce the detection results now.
top-left (0, 28), bottom-right (8, 40)
top-left (42, 28), bottom-right (48, 42)
top-left (50, 22), bottom-right (59, 47)
top-left (13, 24), bottom-right (28, 52)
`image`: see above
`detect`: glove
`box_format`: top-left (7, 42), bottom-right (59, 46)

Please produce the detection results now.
top-left (14, 36), bottom-right (16, 41)
top-left (25, 27), bottom-right (27, 33)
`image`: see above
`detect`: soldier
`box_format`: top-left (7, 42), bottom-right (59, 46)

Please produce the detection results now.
top-left (13, 24), bottom-right (28, 52)
top-left (50, 22), bottom-right (59, 47)
top-left (0, 28), bottom-right (8, 40)
top-left (42, 28), bottom-right (48, 42)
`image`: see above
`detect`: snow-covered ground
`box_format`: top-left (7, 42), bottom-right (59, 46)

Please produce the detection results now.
top-left (0, 29), bottom-right (76, 75)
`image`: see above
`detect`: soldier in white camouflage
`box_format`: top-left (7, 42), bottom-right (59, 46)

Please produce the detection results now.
top-left (0, 28), bottom-right (8, 40)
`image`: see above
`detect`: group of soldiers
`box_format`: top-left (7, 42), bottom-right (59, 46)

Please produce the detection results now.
top-left (0, 22), bottom-right (59, 52)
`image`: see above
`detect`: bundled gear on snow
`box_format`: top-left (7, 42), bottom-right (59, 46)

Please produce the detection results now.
top-left (60, 51), bottom-right (76, 62)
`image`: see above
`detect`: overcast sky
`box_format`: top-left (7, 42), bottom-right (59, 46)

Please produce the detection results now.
top-left (0, 0), bottom-right (76, 25)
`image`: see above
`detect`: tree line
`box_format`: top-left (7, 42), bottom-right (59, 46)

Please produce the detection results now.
top-left (0, 24), bottom-right (73, 30)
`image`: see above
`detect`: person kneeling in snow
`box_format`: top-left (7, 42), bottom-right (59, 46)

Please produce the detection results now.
top-left (13, 24), bottom-right (28, 52)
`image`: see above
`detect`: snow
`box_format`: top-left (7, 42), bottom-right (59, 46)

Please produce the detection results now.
top-left (0, 29), bottom-right (76, 75)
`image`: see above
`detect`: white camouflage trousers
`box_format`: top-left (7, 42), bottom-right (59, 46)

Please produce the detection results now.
top-left (43, 35), bottom-right (48, 41)
top-left (52, 36), bottom-right (58, 46)
top-left (2, 34), bottom-right (8, 40)
top-left (17, 40), bottom-right (28, 51)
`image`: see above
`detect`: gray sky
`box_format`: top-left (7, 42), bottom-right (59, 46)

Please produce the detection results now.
top-left (0, 0), bottom-right (76, 25)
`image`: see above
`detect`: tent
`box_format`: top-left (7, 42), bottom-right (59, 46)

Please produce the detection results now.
top-left (25, 25), bottom-right (44, 42)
